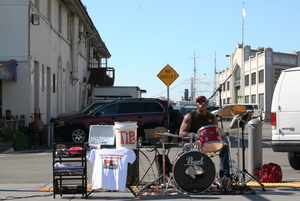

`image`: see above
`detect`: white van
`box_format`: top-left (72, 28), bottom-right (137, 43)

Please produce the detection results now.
top-left (271, 67), bottom-right (300, 170)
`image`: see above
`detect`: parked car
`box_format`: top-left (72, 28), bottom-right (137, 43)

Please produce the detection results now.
top-left (211, 104), bottom-right (261, 121)
top-left (179, 105), bottom-right (220, 115)
top-left (54, 98), bottom-right (169, 143)
top-left (53, 100), bottom-right (111, 121)
top-left (243, 104), bottom-right (262, 119)
top-left (207, 106), bottom-right (220, 113)
top-left (179, 105), bottom-right (197, 115)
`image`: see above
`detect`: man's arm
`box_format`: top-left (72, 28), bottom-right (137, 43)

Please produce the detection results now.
top-left (213, 115), bottom-right (218, 126)
top-left (179, 113), bottom-right (192, 138)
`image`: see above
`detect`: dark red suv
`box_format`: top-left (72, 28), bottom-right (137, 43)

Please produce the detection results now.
top-left (54, 98), bottom-right (169, 143)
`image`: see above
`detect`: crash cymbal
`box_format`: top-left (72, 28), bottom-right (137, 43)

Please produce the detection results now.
top-left (222, 131), bottom-right (236, 136)
top-left (155, 133), bottom-right (181, 137)
top-left (218, 105), bottom-right (246, 117)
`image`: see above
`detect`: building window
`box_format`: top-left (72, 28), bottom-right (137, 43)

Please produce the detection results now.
top-left (58, 2), bottom-right (62, 33)
top-left (251, 72), bottom-right (256, 85)
top-left (47, 0), bottom-right (51, 22)
top-left (259, 93), bottom-right (264, 110)
top-left (245, 74), bottom-right (249, 86)
top-left (251, 94), bottom-right (256, 103)
top-left (53, 74), bottom-right (56, 93)
top-left (67, 14), bottom-right (70, 41)
top-left (274, 68), bottom-right (283, 84)
top-left (234, 66), bottom-right (241, 86)
top-left (245, 95), bottom-right (249, 103)
top-left (227, 81), bottom-right (230, 91)
top-left (42, 65), bottom-right (44, 92)
top-left (235, 66), bottom-right (241, 81)
top-left (259, 70), bottom-right (264, 83)
top-left (35, 0), bottom-right (40, 10)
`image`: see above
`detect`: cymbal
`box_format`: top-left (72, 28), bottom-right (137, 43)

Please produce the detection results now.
top-left (222, 131), bottom-right (236, 136)
top-left (218, 105), bottom-right (246, 117)
top-left (155, 133), bottom-right (181, 137)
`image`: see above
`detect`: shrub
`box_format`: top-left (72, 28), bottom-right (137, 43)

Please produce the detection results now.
top-left (0, 127), bottom-right (32, 151)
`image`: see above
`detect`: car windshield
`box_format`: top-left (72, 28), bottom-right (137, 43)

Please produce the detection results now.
top-left (180, 106), bottom-right (197, 115)
top-left (80, 101), bottom-right (109, 114)
top-left (244, 105), bottom-right (254, 110)
top-left (207, 106), bottom-right (220, 112)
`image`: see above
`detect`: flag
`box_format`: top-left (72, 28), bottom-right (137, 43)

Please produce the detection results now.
top-left (242, 8), bottom-right (246, 18)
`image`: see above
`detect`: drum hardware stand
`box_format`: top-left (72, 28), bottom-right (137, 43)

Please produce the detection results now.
top-left (138, 137), bottom-right (181, 195)
top-left (219, 130), bottom-right (242, 191)
top-left (159, 137), bottom-right (181, 194)
top-left (228, 113), bottom-right (265, 191)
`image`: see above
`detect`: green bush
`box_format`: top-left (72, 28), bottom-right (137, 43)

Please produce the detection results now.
top-left (0, 127), bottom-right (32, 151)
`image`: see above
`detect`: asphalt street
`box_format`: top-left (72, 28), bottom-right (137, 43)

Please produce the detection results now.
top-left (1, 121), bottom-right (300, 200)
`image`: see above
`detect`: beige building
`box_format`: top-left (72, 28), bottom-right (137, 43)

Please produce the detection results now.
top-left (219, 45), bottom-right (300, 120)
top-left (0, 0), bottom-right (112, 125)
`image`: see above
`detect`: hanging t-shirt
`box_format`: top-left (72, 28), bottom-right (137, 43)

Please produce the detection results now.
top-left (87, 149), bottom-right (136, 191)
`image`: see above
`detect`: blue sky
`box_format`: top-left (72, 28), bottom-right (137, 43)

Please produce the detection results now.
top-left (81, 0), bottom-right (300, 101)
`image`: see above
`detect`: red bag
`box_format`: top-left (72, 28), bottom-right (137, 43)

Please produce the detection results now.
top-left (254, 163), bottom-right (283, 183)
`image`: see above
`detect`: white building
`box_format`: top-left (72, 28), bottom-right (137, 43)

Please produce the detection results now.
top-left (219, 45), bottom-right (300, 120)
top-left (0, 0), bottom-right (112, 125)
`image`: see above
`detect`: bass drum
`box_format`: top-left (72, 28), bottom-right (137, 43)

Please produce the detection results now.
top-left (172, 151), bottom-right (215, 194)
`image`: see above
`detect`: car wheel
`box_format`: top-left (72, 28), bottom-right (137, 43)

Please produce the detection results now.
top-left (69, 127), bottom-right (88, 143)
top-left (288, 152), bottom-right (300, 170)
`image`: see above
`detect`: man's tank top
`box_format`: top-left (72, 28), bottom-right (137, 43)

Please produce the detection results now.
top-left (189, 111), bottom-right (215, 133)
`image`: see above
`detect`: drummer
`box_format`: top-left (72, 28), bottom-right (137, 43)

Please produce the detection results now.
top-left (179, 95), bottom-right (231, 190)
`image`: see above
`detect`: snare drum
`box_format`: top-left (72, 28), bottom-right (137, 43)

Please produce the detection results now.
top-left (197, 125), bottom-right (223, 156)
top-left (172, 151), bottom-right (215, 194)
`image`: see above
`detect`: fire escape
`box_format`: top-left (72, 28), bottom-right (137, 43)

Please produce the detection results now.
top-left (87, 50), bottom-right (115, 86)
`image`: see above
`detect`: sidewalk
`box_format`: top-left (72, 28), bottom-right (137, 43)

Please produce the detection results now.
top-left (1, 183), bottom-right (300, 201)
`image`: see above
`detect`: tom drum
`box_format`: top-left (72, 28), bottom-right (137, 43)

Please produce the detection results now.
top-left (197, 125), bottom-right (223, 156)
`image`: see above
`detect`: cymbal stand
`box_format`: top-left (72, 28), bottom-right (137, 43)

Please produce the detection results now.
top-left (231, 112), bottom-right (243, 186)
top-left (239, 121), bottom-right (265, 191)
top-left (227, 112), bottom-right (250, 188)
top-left (229, 114), bottom-right (265, 191)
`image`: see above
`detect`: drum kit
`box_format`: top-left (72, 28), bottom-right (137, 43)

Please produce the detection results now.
top-left (144, 104), bottom-right (265, 195)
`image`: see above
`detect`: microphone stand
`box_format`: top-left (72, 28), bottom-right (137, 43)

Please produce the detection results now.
top-left (205, 74), bottom-right (232, 130)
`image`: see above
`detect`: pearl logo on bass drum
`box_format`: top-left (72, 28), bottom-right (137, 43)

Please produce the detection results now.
top-left (184, 156), bottom-right (204, 166)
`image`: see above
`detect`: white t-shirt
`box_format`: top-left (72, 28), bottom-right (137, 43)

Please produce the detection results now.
top-left (87, 149), bottom-right (136, 191)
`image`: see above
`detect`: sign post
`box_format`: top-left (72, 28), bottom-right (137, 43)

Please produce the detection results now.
top-left (157, 64), bottom-right (179, 104)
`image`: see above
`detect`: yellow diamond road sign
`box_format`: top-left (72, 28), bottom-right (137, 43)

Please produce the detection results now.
top-left (157, 65), bottom-right (179, 86)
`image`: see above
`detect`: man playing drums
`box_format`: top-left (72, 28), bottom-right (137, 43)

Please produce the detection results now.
top-left (179, 95), bottom-right (232, 191)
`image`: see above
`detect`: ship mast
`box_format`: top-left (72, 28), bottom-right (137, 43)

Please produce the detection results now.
top-left (188, 51), bottom-right (200, 101)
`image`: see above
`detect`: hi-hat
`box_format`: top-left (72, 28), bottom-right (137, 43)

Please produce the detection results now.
top-left (155, 133), bottom-right (181, 137)
top-left (218, 105), bottom-right (246, 117)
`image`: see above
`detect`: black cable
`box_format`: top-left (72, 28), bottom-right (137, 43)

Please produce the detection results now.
top-left (0, 193), bottom-right (52, 200)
